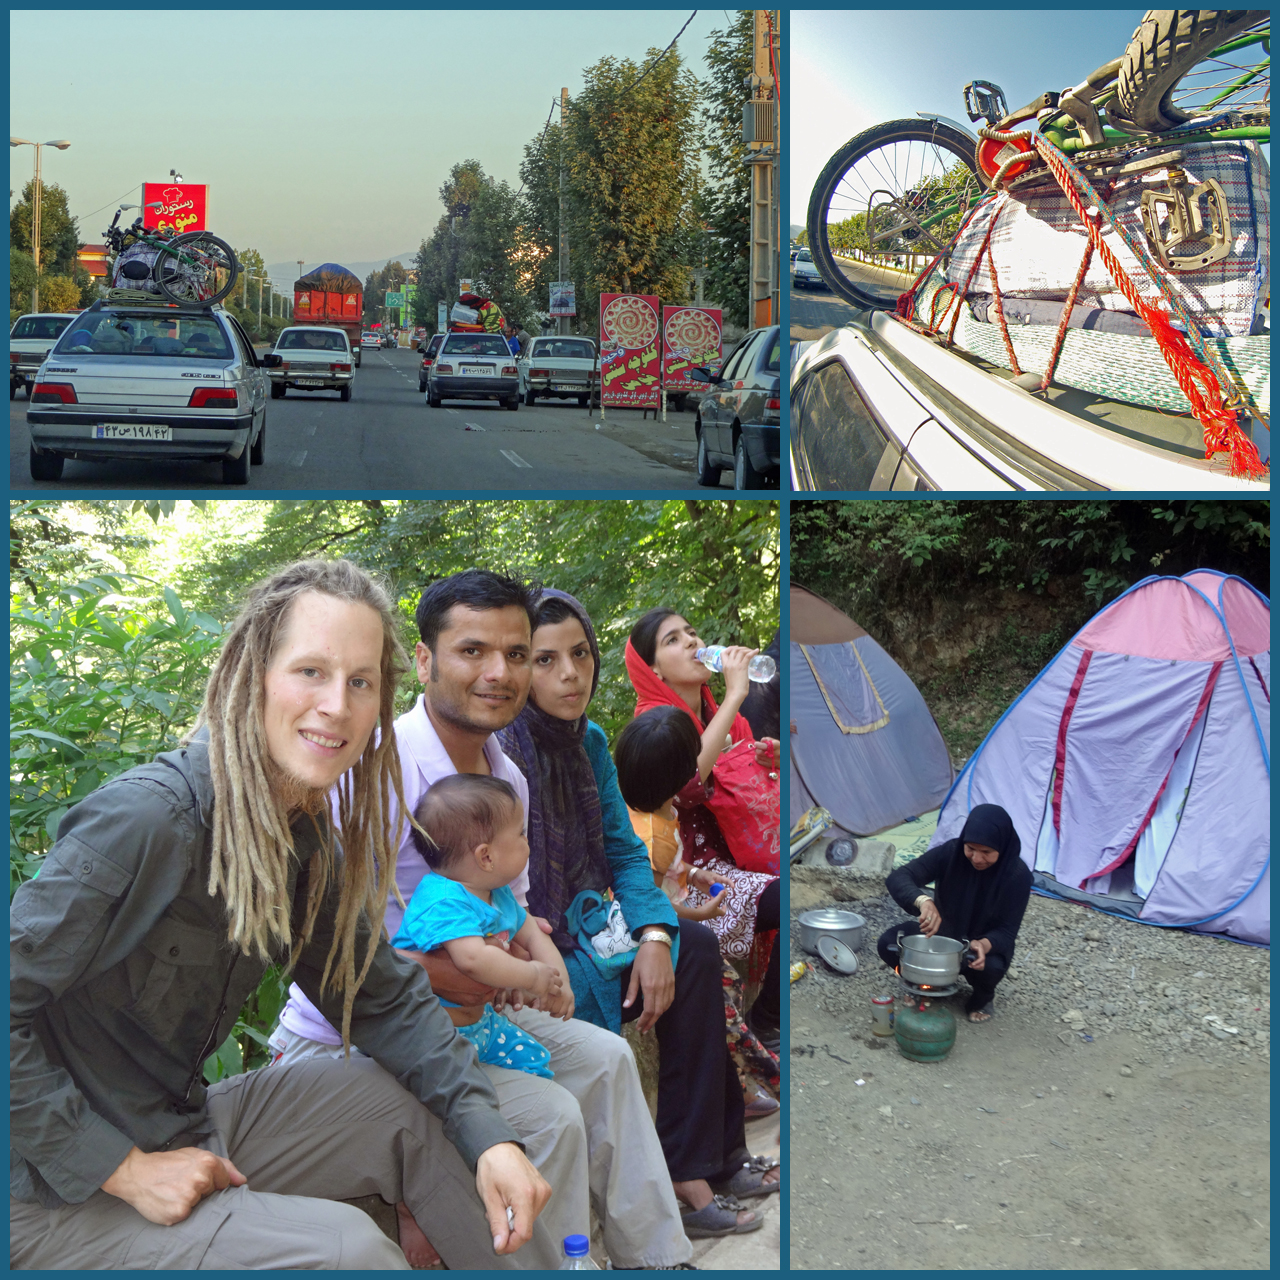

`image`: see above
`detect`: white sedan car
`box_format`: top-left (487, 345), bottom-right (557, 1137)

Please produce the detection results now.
top-left (791, 314), bottom-right (1270, 492)
top-left (791, 249), bottom-right (826, 290)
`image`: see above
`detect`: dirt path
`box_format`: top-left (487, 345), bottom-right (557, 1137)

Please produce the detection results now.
top-left (789, 875), bottom-right (1270, 1270)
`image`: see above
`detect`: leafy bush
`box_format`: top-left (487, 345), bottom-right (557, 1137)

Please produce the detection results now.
top-left (10, 573), bottom-right (223, 891)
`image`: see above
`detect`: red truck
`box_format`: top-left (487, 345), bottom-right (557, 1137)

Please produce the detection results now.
top-left (293, 264), bottom-right (364, 366)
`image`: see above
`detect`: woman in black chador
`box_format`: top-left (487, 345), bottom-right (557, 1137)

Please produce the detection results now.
top-left (877, 804), bottom-right (1032, 1022)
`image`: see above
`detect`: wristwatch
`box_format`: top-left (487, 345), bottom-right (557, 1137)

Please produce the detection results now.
top-left (638, 928), bottom-right (673, 947)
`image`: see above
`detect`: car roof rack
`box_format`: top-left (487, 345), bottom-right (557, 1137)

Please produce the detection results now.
top-left (90, 291), bottom-right (222, 314)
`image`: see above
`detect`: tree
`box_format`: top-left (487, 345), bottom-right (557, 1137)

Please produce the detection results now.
top-left (10, 249), bottom-right (37, 312)
top-left (363, 261), bottom-right (408, 325)
top-left (37, 275), bottom-right (81, 312)
top-left (698, 10), bottom-right (755, 326)
top-left (522, 51), bottom-right (701, 335)
top-left (10, 181), bottom-right (81, 275)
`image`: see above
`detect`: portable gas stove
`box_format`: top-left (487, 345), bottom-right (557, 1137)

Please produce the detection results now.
top-left (897, 975), bottom-right (961, 1002)
top-left (893, 970), bottom-right (960, 1062)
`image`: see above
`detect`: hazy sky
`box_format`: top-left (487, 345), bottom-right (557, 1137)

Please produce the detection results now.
top-left (11, 8), bottom-right (731, 287)
top-left (791, 9), bottom-right (1153, 220)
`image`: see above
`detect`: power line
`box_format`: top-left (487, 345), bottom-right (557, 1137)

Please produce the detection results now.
top-left (622, 10), bottom-right (698, 97)
top-left (516, 97), bottom-right (561, 198)
top-left (76, 184), bottom-right (148, 228)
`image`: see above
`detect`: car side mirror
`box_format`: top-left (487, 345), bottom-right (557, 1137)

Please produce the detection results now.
top-left (689, 366), bottom-right (719, 385)
top-left (261, 352), bottom-right (283, 368)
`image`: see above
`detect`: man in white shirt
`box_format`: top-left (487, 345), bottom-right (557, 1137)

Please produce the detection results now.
top-left (274, 570), bottom-right (694, 1269)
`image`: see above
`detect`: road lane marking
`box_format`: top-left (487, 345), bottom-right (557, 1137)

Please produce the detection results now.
top-left (289, 450), bottom-right (308, 467)
top-left (465, 422), bottom-right (485, 431)
top-left (304, 424), bottom-right (316, 436)
top-left (500, 449), bottom-right (531, 468)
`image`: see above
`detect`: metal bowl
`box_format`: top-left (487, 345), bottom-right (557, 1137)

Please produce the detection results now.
top-left (798, 908), bottom-right (867, 956)
top-left (817, 935), bottom-right (859, 974)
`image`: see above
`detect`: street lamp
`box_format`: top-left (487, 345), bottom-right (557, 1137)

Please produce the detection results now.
top-left (11, 137), bottom-right (71, 313)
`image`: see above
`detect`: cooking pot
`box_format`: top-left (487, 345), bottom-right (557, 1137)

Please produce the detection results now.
top-left (798, 908), bottom-right (866, 956)
top-left (889, 933), bottom-right (975, 987)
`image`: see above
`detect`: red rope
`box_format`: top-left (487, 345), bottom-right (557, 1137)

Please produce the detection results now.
top-left (985, 235), bottom-right (1022, 376)
top-left (1040, 183), bottom-right (1113, 393)
top-left (1030, 137), bottom-right (1265, 480)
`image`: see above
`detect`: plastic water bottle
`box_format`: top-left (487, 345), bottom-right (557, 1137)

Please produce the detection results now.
top-left (559, 1234), bottom-right (599, 1269)
top-left (696, 645), bottom-right (776, 683)
top-left (710, 883), bottom-right (725, 896)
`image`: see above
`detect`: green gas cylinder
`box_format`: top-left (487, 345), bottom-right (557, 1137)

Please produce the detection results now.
top-left (894, 998), bottom-right (957, 1063)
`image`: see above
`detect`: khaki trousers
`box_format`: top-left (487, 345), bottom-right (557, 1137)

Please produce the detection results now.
top-left (10, 1055), bottom-right (551, 1270)
top-left (273, 1011), bottom-right (691, 1269)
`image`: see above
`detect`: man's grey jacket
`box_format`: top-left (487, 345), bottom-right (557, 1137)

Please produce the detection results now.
top-left (10, 732), bottom-right (517, 1208)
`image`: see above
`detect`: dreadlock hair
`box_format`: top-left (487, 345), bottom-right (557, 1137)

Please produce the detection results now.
top-left (192, 558), bottom-right (410, 1053)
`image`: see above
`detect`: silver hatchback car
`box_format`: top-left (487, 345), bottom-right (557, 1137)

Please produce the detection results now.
top-left (26, 299), bottom-right (267, 485)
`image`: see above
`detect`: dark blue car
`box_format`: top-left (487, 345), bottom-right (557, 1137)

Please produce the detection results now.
top-left (691, 325), bottom-right (781, 489)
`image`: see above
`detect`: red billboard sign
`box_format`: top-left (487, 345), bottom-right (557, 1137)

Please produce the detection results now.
top-left (142, 183), bottom-right (208, 236)
top-left (661, 306), bottom-right (723, 392)
top-left (599, 293), bottom-right (661, 408)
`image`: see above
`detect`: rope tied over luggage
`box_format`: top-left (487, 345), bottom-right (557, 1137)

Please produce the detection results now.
top-left (1005, 129), bottom-right (1265, 480)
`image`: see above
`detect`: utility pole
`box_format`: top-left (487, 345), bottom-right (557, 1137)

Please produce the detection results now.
top-left (745, 12), bottom-right (780, 329)
top-left (10, 138), bottom-right (71, 314)
top-left (558, 86), bottom-right (570, 337)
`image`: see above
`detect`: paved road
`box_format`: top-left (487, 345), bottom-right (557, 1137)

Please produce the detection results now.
top-left (12, 345), bottom-right (725, 491)
top-left (790, 257), bottom-right (918, 341)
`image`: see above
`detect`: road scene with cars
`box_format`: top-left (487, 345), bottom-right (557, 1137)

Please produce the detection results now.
top-left (11, 10), bottom-right (781, 491)
top-left (789, 10), bottom-right (1270, 492)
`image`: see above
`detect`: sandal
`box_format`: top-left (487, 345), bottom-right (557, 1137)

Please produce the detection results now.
top-left (967, 1001), bottom-right (996, 1023)
top-left (709, 1155), bottom-right (781, 1200)
top-left (680, 1194), bottom-right (763, 1239)
top-left (744, 1088), bottom-right (780, 1119)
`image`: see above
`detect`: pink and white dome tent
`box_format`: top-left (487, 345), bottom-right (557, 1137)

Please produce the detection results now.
top-left (932, 570), bottom-right (1269, 945)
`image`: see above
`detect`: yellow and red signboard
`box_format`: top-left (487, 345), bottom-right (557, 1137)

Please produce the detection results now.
top-left (661, 306), bottom-right (723, 392)
top-left (599, 292), bottom-right (661, 408)
top-left (142, 183), bottom-right (208, 236)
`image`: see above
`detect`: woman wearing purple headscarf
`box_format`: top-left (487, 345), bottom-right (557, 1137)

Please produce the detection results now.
top-left (497, 589), bottom-right (780, 1239)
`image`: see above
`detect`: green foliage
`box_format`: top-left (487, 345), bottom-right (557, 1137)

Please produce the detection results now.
top-left (10, 181), bottom-right (81, 275)
top-left (36, 274), bottom-right (81, 312)
top-left (160, 499), bottom-right (780, 745)
top-left (10, 249), bottom-right (37, 311)
top-left (10, 572), bottom-right (223, 890)
top-left (205, 966), bottom-right (289, 1082)
top-left (697, 10), bottom-right (755, 327)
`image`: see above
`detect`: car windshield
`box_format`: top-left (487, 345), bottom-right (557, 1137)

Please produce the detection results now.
top-left (279, 329), bottom-right (346, 351)
top-left (55, 313), bottom-right (232, 359)
top-left (12, 316), bottom-right (75, 340)
top-left (444, 335), bottom-right (510, 357)
top-left (533, 339), bottom-right (594, 360)
top-left (796, 250), bottom-right (813, 262)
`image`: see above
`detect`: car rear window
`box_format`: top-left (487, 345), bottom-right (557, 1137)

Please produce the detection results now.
top-left (57, 313), bottom-right (232, 359)
top-left (796, 250), bottom-right (813, 262)
top-left (279, 329), bottom-right (347, 351)
top-left (764, 333), bottom-right (781, 373)
top-left (443, 334), bottom-right (510, 357)
top-left (533, 340), bottom-right (594, 360)
top-left (12, 316), bottom-right (75, 340)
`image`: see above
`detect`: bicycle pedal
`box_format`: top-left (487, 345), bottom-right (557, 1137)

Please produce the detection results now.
top-left (1140, 170), bottom-right (1231, 273)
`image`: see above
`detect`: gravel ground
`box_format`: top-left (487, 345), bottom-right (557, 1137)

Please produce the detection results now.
top-left (790, 868), bottom-right (1271, 1270)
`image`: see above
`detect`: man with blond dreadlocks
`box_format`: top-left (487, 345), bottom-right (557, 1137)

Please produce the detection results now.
top-left (10, 560), bottom-right (554, 1270)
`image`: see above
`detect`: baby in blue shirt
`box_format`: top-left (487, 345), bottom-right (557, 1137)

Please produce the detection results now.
top-left (392, 773), bottom-right (573, 1078)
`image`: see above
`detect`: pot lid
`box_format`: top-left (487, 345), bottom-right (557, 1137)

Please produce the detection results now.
top-left (817, 935), bottom-right (859, 974)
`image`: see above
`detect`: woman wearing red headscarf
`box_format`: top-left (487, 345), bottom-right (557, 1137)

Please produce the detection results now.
top-left (624, 608), bottom-right (782, 1052)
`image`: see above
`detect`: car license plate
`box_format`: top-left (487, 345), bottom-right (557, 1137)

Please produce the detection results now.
top-left (552, 383), bottom-right (581, 391)
top-left (93, 424), bottom-right (172, 441)
top-left (295, 379), bottom-right (324, 387)
top-left (462, 365), bottom-right (493, 376)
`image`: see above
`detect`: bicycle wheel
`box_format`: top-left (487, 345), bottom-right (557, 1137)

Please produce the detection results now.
top-left (1116, 10), bottom-right (1270, 131)
top-left (806, 119), bottom-right (985, 311)
top-left (155, 233), bottom-right (239, 305)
